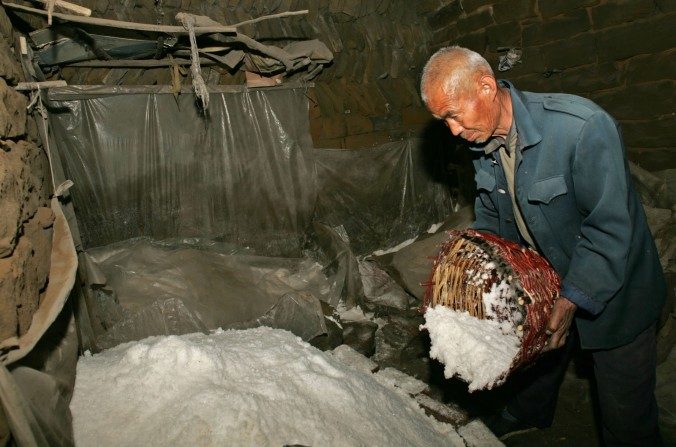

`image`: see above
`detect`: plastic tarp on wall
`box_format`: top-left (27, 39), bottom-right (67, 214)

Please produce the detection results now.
top-left (84, 237), bottom-right (333, 349)
top-left (48, 85), bottom-right (316, 257)
top-left (313, 140), bottom-right (455, 256)
top-left (46, 85), bottom-right (457, 347)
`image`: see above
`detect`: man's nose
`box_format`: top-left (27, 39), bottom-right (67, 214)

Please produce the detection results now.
top-left (445, 118), bottom-right (463, 136)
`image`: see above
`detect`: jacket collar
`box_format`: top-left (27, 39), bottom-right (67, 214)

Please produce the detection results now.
top-left (470, 80), bottom-right (542, 153)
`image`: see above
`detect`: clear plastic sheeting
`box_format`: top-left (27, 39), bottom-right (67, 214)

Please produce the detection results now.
top-left (44, 85), bottom-right (459, 350)
top-left (47, 85), bottom-right (316, 256)
top-left (247, 292), bottom-right (328, 341)
top-left (358, 259), bottom-right (411, 312)
top-left (387, 205), bottom-right (475, 300)
top-left (84, 237), bottom-right (334, 347)
top-left (309, 222), bottom-right (365, 309)
top-left (314, 140), bottom-right (456, 256)
top-left (95, 298), bottom-right (210, 351)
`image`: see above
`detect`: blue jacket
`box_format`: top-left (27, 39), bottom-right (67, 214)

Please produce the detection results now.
top-left (471, 81), bottom-right (665, 349)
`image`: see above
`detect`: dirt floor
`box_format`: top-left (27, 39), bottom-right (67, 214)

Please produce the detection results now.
top-left (430, 343), bottom-right (675, 446)
top-left (504, 344), bottom-right (675, 447)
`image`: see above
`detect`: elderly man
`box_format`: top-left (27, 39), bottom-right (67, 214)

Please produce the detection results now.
top-left (420, 46), bottom-right (666, 446)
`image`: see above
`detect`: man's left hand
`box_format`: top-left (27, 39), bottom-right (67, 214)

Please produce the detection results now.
top-left (542, 296), bottom-right (577, 352)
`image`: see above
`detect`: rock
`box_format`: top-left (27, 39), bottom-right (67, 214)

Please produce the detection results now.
top-left (22, 208), bottom-right (53, 292)
top-left (308, 315), bottom-right (343, 351)
top-left (372, 315), bottom-right (429, 378)
top-left (0, 231), bottom-right (41, 338)
top-left (374, 366), bottom-right (429, 395)
top-left (653, 169), bottom-right (676, 209)
top-left (0, 140), bottom-right (50, 258)
top-left (457, 419), bottom-right (504, 447)
top-left (358, 259), bottom-right (411, 314)
top-left (331, 344), bottom-right (378, 374)
top-left (415, 393), bottom-right (468, 426)
top-left (342, 320), bottom-right (377, 356)
top-left (0, 35), bottom-right (22, 84)
top-left (0, 77), bottom-right (27, 138)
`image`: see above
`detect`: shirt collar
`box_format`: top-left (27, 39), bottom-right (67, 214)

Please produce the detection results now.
top-left (469, 80), bottom-right (542, 153)
top-left (481, 120), bottom-right (516, 155)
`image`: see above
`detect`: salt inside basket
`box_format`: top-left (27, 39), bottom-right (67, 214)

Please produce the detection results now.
top-left (420, 229), bottom-right (560, 391)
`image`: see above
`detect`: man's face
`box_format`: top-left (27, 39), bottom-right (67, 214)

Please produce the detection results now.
top-left (425, 82), bottom-right (498, 144)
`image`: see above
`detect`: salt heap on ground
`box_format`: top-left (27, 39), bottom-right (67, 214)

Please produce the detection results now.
top-left (70, 327), bottom-right (466, 447)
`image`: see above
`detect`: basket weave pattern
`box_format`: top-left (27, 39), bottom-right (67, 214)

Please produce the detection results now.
top-left (423, 229), bottom-right (561, 369)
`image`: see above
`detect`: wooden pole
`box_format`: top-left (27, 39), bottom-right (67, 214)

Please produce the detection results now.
top-left (231, 10), bottom-right (309, 28)
top-left (30, 0), bottom-right (91, 17)
top-left (64, 58), bottom-right (215, 67)
top-left (1, 2), bottom-right (236, 35)
top-left (15, 80), bottom-right (67, 90)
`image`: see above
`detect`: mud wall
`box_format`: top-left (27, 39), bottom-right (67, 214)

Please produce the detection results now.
top-left (0, 6), bottom-right (53, 341)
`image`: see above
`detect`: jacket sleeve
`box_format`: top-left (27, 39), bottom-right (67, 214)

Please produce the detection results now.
top-left (561, 111), bottom-right (631, 315)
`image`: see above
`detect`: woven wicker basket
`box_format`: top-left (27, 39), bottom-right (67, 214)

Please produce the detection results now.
top-left (423, 229), bottom-right (560, 376)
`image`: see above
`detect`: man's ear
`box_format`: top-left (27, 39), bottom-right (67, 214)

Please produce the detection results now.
top-left (478, 75), bottom-right (497, 97)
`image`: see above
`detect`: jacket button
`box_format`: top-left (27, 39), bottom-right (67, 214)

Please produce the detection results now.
top-left (498, 188), bottom-right (506, 194)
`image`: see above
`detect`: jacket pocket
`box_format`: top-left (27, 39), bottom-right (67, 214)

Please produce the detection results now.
top-left (528, 175), bottom-right (568, 204)
top-left (475, 169), bottom-right (496, 192)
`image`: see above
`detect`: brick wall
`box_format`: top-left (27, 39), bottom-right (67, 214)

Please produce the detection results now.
top-left (428, 0), bottom-right (676, 170)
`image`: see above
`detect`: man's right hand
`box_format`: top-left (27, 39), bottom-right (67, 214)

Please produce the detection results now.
top-left (542, 296), bottom-right (577, 352)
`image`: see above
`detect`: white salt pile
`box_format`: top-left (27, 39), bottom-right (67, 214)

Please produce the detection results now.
top-left (421, 306), bottom-right (520, 392)
top-left (71, 327), bottom-right (466, 447)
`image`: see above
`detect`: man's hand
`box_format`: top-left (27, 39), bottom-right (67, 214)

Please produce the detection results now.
top-left (542, 297), bottom-right (577, 352)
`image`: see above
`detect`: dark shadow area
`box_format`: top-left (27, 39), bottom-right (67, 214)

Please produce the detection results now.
top-left (418, 118), bottom-right (476, 208)
top-left (421, 332), bottom-right (605, 447)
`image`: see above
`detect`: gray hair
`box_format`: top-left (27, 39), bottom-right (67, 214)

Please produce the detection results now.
top-left (420, 46), bottom-right (494, 105)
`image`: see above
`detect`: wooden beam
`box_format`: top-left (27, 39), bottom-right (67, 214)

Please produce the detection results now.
top-left (2, 2), bottom-right (236, 35)
top-left (30, 0), bottom-right (91, 17)
top-left (15, 80), bottom-right (67, 90)
top-left (231, 10), bottom-right (309, 28)
top-left (64, 58), bottom-right (216, 67)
